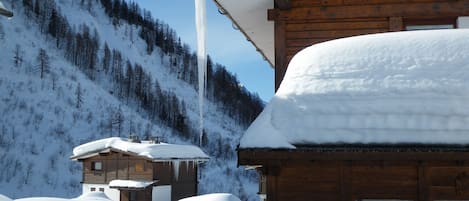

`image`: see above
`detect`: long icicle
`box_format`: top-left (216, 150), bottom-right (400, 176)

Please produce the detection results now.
top-left (195, 0), bottom-right (207, 147)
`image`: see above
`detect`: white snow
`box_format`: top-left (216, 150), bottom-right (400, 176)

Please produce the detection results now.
top-left (240, 29), bottom-right (469, 148)
top-left (71, 137), bottom-right (209, 161)
top-left (108, 180), bottom-right (154, 189)
top-left (15, 193), bottom-right (112, 201)
top-left (178, 193), bottom-right (241, 201)
top-left (195, 0), bottom-right (207, 146)
top-left (0, 195), bottom-right (13, 201)
top-left (0, 0), bottom-right (258, 199)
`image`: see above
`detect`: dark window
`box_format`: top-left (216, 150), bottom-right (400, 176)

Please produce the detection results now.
top-left (99, 188), bottom-right (104, 192)
top-left (91, 161), bottom-right (102, 171)
top-left (405, 18), bottom-right (456, 31)
top-left (90, 187), bottom-right (96, 192)
top-left (129, 191), bottom-right (137, 201)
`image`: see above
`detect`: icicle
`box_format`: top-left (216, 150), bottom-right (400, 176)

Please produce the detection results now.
top-left (172, 160), bottom-right (180, 181)
top-left (195, 0), bottom-right (207, 147)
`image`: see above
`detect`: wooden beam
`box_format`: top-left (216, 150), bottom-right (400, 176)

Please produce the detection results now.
top-left (238, 149), bottom-right (469, 166)
top-left (266, 174), bottom-right (278, 201)
top-left (275, 20), bottom-right (287, 91)
top-left (275, 0), bottom-right (291, 10)
top-left (268, 2), bottom-right (469, 21)
top-left (418, 162), bottom-right (429, 201)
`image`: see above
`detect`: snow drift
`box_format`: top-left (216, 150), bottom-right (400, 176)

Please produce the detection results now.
top-left (241, 29), bottom-right (469, 148)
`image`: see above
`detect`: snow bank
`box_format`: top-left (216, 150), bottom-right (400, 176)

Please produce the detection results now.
top-left (15, 192), bottom-right (111, 201)
top-left (108, 180), bottom-right (154, 189)
top-left (178, 193), bottom-right (241, 201)
top-left (0, 195), bottom-right (13, 201)
top-left (241, 29), bottom-right (469, 148)
top-left (71, 137), bottom-right (209, 161)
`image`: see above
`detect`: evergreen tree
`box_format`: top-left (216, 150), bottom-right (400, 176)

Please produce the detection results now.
top-left (13, 45), bottom-right (23, 68)
top-left (36, 48), bottom-right (50, 79)
top-left (75, 83), bottom-right (83, 109)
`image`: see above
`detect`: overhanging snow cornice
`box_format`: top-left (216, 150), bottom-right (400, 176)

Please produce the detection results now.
top-left (213, 0), bottom-right (275, 68)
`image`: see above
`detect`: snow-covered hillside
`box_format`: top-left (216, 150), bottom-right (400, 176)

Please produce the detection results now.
top-left (0, 0), bottom-right (259, 200)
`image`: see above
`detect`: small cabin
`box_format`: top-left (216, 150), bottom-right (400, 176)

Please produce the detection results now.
top-left (70, 137), bottom-right (209, 201)
top-left (213, 1), bottom-right (469, 201)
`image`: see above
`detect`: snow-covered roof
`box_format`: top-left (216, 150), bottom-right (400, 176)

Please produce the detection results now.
top-left (15, 193), bottom-right (112, 201)
top-left (240, 29), bottom-right (469, 149)
top-left (71, 137), bottom-right (209, 161)
top-left (109, 180), bottom-right (155, 189)
top-left (178, 193), bottom-right (241, 201)
top-left (213, 0), bottom-right (274, 66)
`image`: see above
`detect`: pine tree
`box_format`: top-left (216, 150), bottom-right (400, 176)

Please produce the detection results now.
top-left (13, 45), bottom-right (23, 68)
top-left (75, 83), bottom-right (83, 109)
top-left (36, 48), bottom-right (50, 79)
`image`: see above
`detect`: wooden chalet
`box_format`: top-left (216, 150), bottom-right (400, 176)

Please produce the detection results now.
top-left (70, 137), bottom-right (209, 201)
top-left (213, 0), bottom-right (469, 201)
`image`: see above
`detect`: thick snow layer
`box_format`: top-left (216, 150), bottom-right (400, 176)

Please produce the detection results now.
top-left (0, 195), bottom-right (13, 201)
top-left (241, 29), bottom-right (469, 148)
top-left (178, 193), bottom-right (241, 201)
top-left (15, 192), bottom-right (111, 201)
top-left (108, 180), bottom-right (154, 189)
top-left (72, 137), bottom-right (209, 161)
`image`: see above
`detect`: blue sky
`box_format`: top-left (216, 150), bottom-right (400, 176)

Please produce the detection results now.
top-left (132, 0), bottom-right (274, 101)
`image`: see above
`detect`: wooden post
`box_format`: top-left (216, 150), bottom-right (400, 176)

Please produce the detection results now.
top-left (274, 19), bottom-right (287, 91)
top-left (265, 164), bottom-right (280, 201)
top-left (340, 161), bottom-right (352, 201)
top-left (418, 162), bottom-right (428, 201)
top-left (389, 17), bottom-right (403, 31)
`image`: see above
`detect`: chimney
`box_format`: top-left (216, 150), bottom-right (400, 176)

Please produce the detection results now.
top-left (149, 136), bottom-right (164, 144)
top-left (128, 134), bottom-right (140, 143)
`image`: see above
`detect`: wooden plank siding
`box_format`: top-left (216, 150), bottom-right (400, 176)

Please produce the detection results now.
top-left (171, 161), bottom-right (198, 201)
top-left (82, 152), bottom-right (153, 184)
top-left (256, 160), bottom-right (469, 201)
top-left (269, 0), bottom-right (469, 90)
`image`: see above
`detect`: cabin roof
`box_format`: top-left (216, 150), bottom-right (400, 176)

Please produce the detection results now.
top-left (239, 29), bottom-right (469, 149)
top-left (70, 137), bottom-right (209, 162)
top-left (213, 0), bottom-right (274, 67)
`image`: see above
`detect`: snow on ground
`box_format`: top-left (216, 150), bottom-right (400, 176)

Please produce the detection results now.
top-left (179, 193), bottom-right (241, 201)
top-left (0, 195), bottom-right (13, 201)
top-left (241, 29), bottom-right (469, 148)
top-left (71, 137), bottom-right (209, 161)
top-left (15, 193), bottom-right (112, 201)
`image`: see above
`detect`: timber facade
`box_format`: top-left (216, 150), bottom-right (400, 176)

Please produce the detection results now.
top-left (80, 150), bottom-right (198, 201)
top-left (239, 147), bottom-right (469, 201)
top-left (269, 0), bottom-right (469, 89)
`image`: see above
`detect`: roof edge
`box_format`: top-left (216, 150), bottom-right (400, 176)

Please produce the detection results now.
top-left (212, 0), bottom-right (274, 68)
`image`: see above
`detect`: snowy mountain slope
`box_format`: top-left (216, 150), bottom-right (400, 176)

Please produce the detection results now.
top-left (0, 0), bottom-right (259, 200)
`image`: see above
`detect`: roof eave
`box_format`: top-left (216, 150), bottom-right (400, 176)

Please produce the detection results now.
top-left (212, 0), bottom-right (275, 68)
top-left (238, 145), bottom-right (469, 166)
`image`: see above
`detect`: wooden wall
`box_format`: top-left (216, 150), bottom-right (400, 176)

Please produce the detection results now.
top-left (82, 152), bottom-right (153, 184)
top-left (269, 0), bottom-right (469, 90)
top-left (171, 161), bottom-right (198, 201)
top-left (265, 161), bottom-right (469, 201)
